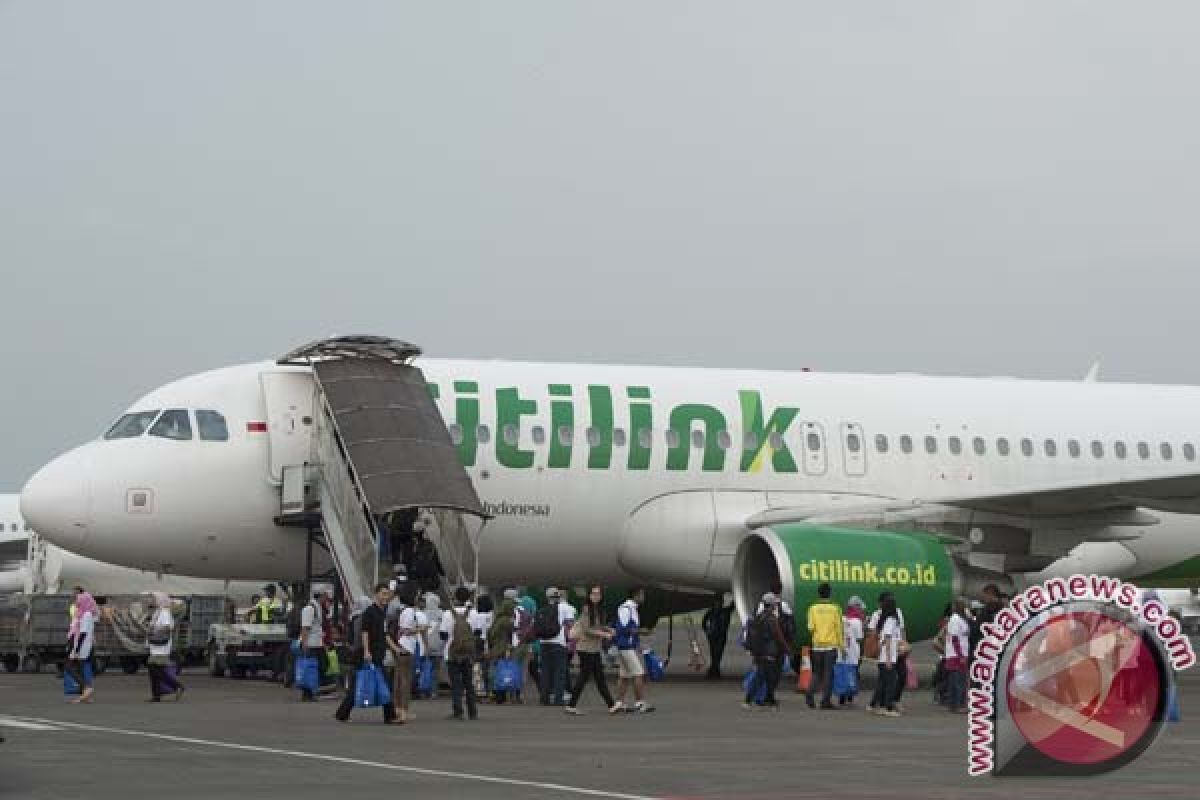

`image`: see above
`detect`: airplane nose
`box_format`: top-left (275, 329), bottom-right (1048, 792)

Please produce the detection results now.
top-left (20, 448), bottom-right (91, 547)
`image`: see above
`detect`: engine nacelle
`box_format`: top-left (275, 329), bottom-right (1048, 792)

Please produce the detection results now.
top-left (733, 524), bottom-right (1006, 644)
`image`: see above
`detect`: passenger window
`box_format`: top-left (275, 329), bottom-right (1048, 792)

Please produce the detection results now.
top-left (973, 437), bottom-right (986, 456)
top-left (847, 433), bottom-right (861, 453)
top-left (1137, 442), bottom-right (1150, 459)
top-left (637, 428), bottom-right (652, 449)
top-left (532, 426), bottom-right (546, 445)
top-left (1068, 440), bottom-right (1081, 458)
top-left (1185, 443), bottom-right (1196, 462)
top-left (769, 432), bottom-right (784, 450)
top-left (665, 430), bottom-right (681, 448)
top-left (743, 432), bottom-right (759, 451)
top-left (997, 438), bottom-right (1010, 456)
top-left (1044, 439), bottom-right (1058, 457)
top-left (807, 432), bottom-right (821, 452)
top-left (104, 410), bottom-right (161, 440)
top-left (557, 426), bottom-right (573, 446)
top-left (1091, 440), bottom-right (1104, 458)
top-left (875, 434), bottom-right (889, 453)
top-left (1161, 442), bottom-right (1174, 460)
top-left (1114, 441), bottom-right (1127, 460)
top-left (449, 424), bottom-right (464, 445)
top-left (196, 410), bottom-right (229, 441)
top-left (924, 436), bottom-right (937, 454)
top-left (1020, 438), bottom-right (1033, 457)
top-left (149, 409), bottom-right (192, 441)
top-left (948, 436), bottom-right (962, 455)
top-left (477, 425), bottom-right (492, 444)
top-left (613, 428), bottom-right (627, 448)
top-left (900, 435), bottom-right (913, 454)
top-left (503, 424), bottom-right (519, 446)
top-left (588, 427), bottom-right (603, 447)
top-left (716, 430), bottom-right (732, 451)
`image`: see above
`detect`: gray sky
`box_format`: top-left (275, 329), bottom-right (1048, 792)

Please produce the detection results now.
top-left (3, 1), bottom-right (1200, 490)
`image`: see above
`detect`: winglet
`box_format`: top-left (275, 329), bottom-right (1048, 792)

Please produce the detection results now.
top-left (1084, 361), bottom-right (1101, 383)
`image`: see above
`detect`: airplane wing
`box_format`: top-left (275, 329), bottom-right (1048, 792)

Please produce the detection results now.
top-left (747, 470), bottom-right (1200, 528)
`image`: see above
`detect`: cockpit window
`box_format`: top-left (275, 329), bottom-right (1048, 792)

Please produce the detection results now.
top-left (149, 409), bottom-right (193, 441)
top-left (105, 411), bottom-right (161, 440)
top-left (196, 410), bottom-right (229, 441)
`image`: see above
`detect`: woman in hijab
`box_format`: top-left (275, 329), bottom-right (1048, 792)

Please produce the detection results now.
top-left (423, 592), bottom-right (444, 695)
top-left (146, 592), bottom-right (184, 702)
top-left (66, 587), bottom-right (99, 704)
top-left (837, 596), bottom-right (866, 706)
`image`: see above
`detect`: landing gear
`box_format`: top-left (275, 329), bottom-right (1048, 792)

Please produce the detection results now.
top-left (2, 654), bottom-right (18, 673)
top-left (21, 653), bottom-right (41, 674)
top-left (208, 648), bottom-right (226, 677)
top-left (701, 595), bottom-right (735, 679)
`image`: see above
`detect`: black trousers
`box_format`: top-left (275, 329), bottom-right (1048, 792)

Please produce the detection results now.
top-left (568, 652), bottom-right (614, 709)
top-left (808, 648), bottom-right (836, 706)
top-left (894, 654), bottom-right (909, 702)
top-left (148, 661), bottom-right (181, 699)
top-left (447, 658), bottom-right (478, 718)
top-left (335, 666), bottom-right (396, 722)
top-left (540, 643), bottom-right (567, 705)
top-left (871, 664), bottom-right (898, 711)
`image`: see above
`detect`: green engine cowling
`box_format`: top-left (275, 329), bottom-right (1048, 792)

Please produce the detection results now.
top-left (733, 524), bottom-right (958, 645)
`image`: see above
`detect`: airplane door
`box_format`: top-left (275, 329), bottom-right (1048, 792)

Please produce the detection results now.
top-left (260, 371), bottom-right (315, 483)
top-left (841, 422), bottom-right (867, 477)
top-left (801, 421), bottom-right (827, 476)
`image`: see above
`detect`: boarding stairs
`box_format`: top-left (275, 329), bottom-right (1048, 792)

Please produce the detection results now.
top-left (277, 336), bottom-right (489, 604)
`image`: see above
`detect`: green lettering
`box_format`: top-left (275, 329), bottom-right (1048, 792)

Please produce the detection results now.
top-left (667, 404), bottom-right (726, 471)
top-left (548, 384), bottom-right (573, 469)
top-left (587, 385), bottom-right (613, 469)
top-left (627, 386), bottom-right (652, 470)
top-left (495, 388), bottom-right (537, 468)
top-left (453, 381), bottom-right (479, 467)
top-left (738, 390), bottom-right (799, 473)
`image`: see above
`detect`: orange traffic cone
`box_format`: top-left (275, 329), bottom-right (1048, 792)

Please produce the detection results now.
top-left (795, 646), bottom-right (812, 693)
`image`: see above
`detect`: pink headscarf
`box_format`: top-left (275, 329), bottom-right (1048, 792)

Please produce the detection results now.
top-left (69, 591), bottom-right (99, 638)
top-left (845, 603), bottom-right (865, 622)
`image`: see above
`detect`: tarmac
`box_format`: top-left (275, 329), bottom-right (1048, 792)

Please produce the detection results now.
top-left (1, 642), bottom-right (1198, 799)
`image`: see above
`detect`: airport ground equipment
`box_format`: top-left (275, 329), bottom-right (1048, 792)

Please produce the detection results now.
top-left (275, 336), bottom-right (490, 604)
top-left (207, 622), bottom-right (290, 679)
top-left (0, 596), bottom-right (26, 673)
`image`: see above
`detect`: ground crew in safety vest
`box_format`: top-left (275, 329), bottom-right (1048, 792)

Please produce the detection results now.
top-left (252, 585), bottom-right (285, 624)
top-left (805, 582), bottom-right (845, 710)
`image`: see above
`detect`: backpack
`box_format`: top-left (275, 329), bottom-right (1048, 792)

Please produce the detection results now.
top-left (748, 612), bottom-right (776, 658)
top-left (448, 609), bottom-right (476, 662)
top-left (489, 611), bottom-right (515, 655)
top-left (612, 607), bottom-right (639, 650)
top-left (533, 604), bottom-right (561, 640)
top-left (778, 610), bottom-right (797, 647)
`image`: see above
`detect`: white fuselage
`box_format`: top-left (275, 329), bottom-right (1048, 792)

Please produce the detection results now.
top-left (19, 357), bottom-right (1200, 589)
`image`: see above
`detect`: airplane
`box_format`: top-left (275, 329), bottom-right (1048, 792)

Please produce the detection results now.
top-left (18, 336), bottom-right (1200, 646)
top-left (0, 493), bottom-right (265, 602)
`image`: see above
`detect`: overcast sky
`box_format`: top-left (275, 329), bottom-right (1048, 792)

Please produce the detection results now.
top-left (3, 2), bottom-right (1200, 489)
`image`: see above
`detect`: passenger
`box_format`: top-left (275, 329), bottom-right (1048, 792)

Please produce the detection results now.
top-left (757, 580), bottom-right (797, 668)
top-left (488, 590), bottom-right (519, 704)
top-left (335, 585), bottom-right (397, 724)
top-left (743, 592), bottom-right (790, 711)
top-left (386, 583), bottom-right (421, 723)
top-left (701, 598), bottom-right (735, 679)
top-left (837, 596), bottom-right (865, 706)
top-left (516, 591), bottom-right (538, 696)
top-left (565, 585), bottom-right (618, 715)
top-left (65, 587), bottom-right (98, 704)
top-left (411, 522), bottom-right (445, 593)
top-left (472, 593), bottom-right (495, 700)
top-left (868, 591), bottom-right (909, 711)
top-left (868, 593), bottom-right (903, 717)
top-left (298, 590), bottom-right (327, 703)
top-left (440, 586), bottom-right (479, 721)
top-left (422, 592), bottom-right (445, 695)
top-left (146, 592), bottom-right (184, 702)
top-left (805, 582), bottom-right (844, 710)
top-left (944, 598), bottom-right (971, 714)
top-left (535, 588), bottom-right (574, 706)
top-left (612, 586), bottom-right (655, 714)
